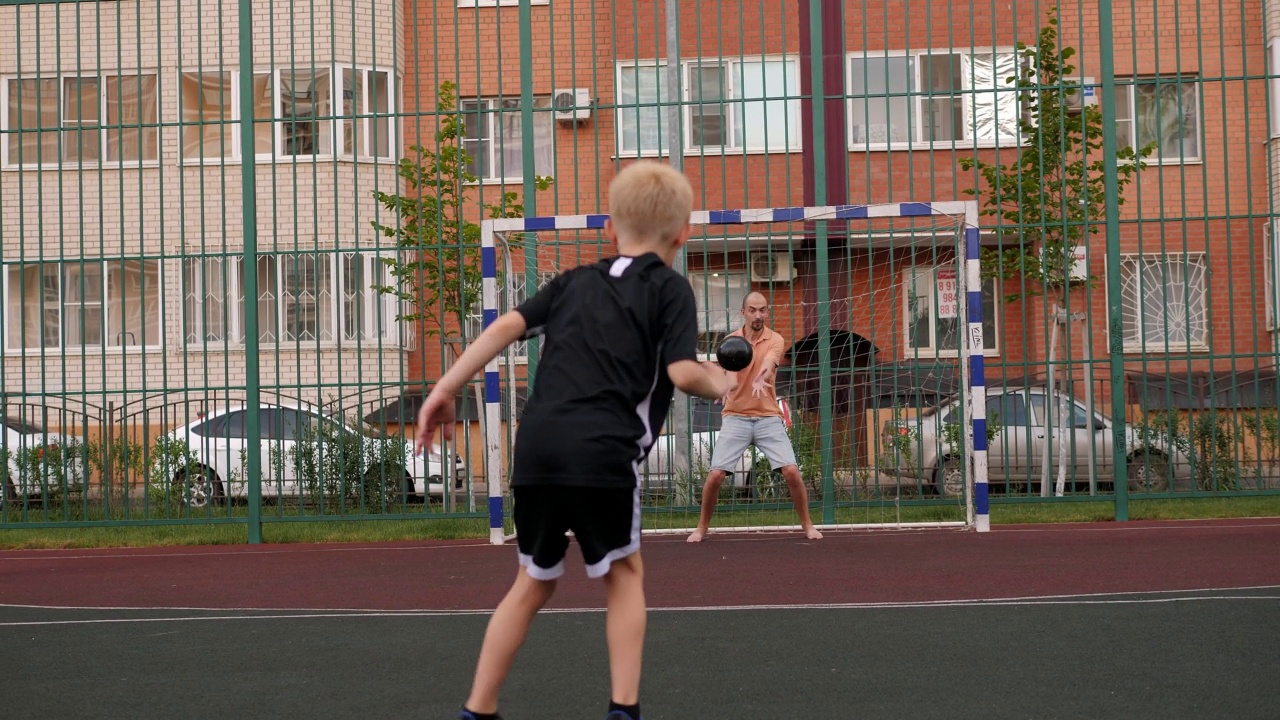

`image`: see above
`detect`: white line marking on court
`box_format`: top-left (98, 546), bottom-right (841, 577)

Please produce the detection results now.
top-left (0, 540), bottom-right (501, 562)
top-left (1, 585), bottom-right (1277, 627)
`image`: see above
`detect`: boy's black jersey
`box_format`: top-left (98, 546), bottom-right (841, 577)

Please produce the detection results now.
top-left (511, 252), bottom-right (699, 488)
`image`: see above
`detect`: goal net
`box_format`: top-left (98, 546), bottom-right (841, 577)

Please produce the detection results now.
top-left (479, 201), bottom-right (988, 544)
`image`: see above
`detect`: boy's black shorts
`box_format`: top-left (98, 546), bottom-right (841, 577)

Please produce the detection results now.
top-left (513, 485), bottom-right (640, 580)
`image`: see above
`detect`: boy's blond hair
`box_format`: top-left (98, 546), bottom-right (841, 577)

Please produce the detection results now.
top-left (608, 161), bottom-right (693, 244)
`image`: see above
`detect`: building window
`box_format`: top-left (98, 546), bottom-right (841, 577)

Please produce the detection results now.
top-left (1115, 76), bottom-right (1200, 163)
top-left (616, 62), bottom-right (672, 156)
top-left (177, 66), bottom-right (398, 163)
top-left (903, 266), bottom-right (998, 357)
top-left (466, 269), bottom-right (556, 359)
top-left (616, 57), bottom-right (801, 157)
top-left (460, 97), bottom-right (554, 181)
top-left (340, 67), bottom-right (396, 160)
top-left (1266, 221), bottom-right (1279, 332)
top-left (690, 267), bottom-right (750, 356)
top-left (1119, 253), bottom-right (1208, 353)
top-left (3, 260), bottom-right (162, 351)
top-left (180, 252), bottom-right (402, 348)
top-left (2, 73), bottom-right (159, 168)
top-left (179, 72), bottom-right (235, 161)
top-left (846, 50), bottom-right (1020, 149)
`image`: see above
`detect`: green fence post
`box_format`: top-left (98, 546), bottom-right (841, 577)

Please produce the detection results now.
top-left (239, 0), bottom-right (262, 544)
top-left (519, 0), bottom-right (540, 381)
top-left (807, 0), bottom-right (834, 526)
top-left (1099, 0), bottom-right (1130, 522)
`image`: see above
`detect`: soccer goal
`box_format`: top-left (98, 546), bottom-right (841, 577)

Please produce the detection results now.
top-left (479, 201), bottom-right (989, 545)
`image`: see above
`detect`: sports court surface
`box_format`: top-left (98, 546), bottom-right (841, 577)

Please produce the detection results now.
top-left (3, 518), bottom-right (1279, 719)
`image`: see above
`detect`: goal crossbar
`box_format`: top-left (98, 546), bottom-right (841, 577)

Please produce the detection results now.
top-left (479, 201), bottom-right (989, 545)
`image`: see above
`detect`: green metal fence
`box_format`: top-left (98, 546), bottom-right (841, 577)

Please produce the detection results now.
top-left (1, 0), bottom-right (1277, 541)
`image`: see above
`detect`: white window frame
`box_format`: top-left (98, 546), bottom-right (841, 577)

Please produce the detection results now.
top-left (181, 255), bottom-right (237, 346)
top-left (901, 265), bottom-right (1000, 359)
top-left (614, 56), bottom-right (803, 158)
top-left (1, 71), bottom-right (161, 170)
top-left (1267, 220), bottom-right (1279, 332)
top-left (466, 269), bottom-right (556, 362)
top-left (2, 259), bottom-right (165, 353)
top-left (338, 65), bottom-right (398, 162)
top-left (1113, 252), bottom-right (1209, 354)
top-left (689, 267), bottom-right (752, 361)
top-left (176, 65), bottom-right (399, 165)
top-left (459, 95), bottom-right (555, 183)
top-left (1115, 75), bottom-right (1202, 165)
top-left (844, 48), bottom-right (1022, 152)
top-left (1270, 40), bottom-right (1280, 140)
top-left (179, 252), bottom-right (404, 349)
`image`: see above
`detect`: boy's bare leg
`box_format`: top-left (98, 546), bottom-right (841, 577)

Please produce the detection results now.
top-left (781, 465), bottom-right (823, 540)
top-left (686, 469), bottom-right (727, 542)
top-left (602, 552), bottom-right (647, 705)
top-left (464, 569), bottom-right (558, 713)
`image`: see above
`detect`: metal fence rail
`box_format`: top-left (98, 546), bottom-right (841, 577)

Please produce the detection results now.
top-left (1, 0), bottom-right (1277, 541)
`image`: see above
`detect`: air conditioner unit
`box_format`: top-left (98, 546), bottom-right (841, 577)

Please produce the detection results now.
top-left (552, 88), bottom-right (592, 122)
top-left (749, 250), bottom-right (796, 283)
top-left (1063, 77), bottom-right (1098, 114)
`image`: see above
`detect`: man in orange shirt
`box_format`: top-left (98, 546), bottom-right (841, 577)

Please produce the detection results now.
top-left (687, 292), bottom-right (823, 543)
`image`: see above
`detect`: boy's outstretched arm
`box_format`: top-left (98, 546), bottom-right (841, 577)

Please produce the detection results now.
top-left (667, 359), bottom-right (737, 401)
top-left (414, 311), bottom-right (528, 454)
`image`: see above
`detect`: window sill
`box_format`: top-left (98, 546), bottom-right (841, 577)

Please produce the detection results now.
top-left (848, 140), bottom-right (1023, 153)
top-left (1120, 345), bottom-right (1210, 356)
top-left (2, 160), bottom-right (163, 172)
top-left (178, 155), bottom-right (400, 168)
top-left (615, 147), bottom-right (802, 160)
top-left (181, 342), bottom-right (410, 352)
top-left (468, 177), bottom-right (555, 187)
top-left (902, 348), bottom-right (1001, 360)
top-left (5, 346), bottom-right (164, 357)
top-left (457, 0), bottom-right (549, 7)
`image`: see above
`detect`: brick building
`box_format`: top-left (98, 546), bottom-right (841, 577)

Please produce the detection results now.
top-left (408, 0), bottom-right (1275, 428)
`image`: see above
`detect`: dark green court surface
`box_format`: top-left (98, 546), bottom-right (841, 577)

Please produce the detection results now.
top-left (5, 588), bottom-right (1279, 720)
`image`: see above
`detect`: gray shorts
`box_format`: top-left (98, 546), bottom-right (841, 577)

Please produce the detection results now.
top-left (709, 415), bottom-right (798, 471)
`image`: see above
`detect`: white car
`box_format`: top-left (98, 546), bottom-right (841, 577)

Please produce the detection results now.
top-left (162, 401), bottom-right (462, 508)
top-left (2, 415), bottom-right (81, 502)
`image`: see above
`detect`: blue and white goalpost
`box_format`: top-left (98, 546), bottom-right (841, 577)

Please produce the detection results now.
top-left (479, 201), bottom-right (989, 545)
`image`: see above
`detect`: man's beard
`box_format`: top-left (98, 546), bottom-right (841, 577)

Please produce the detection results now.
top-left (751, 319), bottom-right (764, 330)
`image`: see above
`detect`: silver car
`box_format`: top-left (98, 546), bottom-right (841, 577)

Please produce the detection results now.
top-left (881, 386), bottom-right (1194, 496)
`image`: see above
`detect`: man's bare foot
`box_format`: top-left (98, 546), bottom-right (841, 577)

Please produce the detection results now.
top-left (804, 526), bottom-right (823, 540)
top-left (687, 528), bottom-right (708, 543)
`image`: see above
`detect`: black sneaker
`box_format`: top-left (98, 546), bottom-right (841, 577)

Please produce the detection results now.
top-left (458, 711), bottom-right (503, 720)
top-left (605, 712), bottom-right (642, 720)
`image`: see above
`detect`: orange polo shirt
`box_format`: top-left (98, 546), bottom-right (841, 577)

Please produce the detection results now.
top-left (721, 326), bottom-right (786, 418)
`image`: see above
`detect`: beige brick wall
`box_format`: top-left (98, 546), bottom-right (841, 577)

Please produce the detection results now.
top-left (1, 0), bottom-right (410, 397)
top-left (2, 347), bottom-right (411, 424)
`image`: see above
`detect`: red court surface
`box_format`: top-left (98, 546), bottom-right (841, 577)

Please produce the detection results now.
top-left (2, 518), bottom-right (1278, 611)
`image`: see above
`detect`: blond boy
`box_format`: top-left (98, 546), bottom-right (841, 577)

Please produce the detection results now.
top-left (415, 161), bottom-right (736, 720)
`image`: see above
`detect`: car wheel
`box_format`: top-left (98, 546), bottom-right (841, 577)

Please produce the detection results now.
top-left (178, 466), bottom-right (224, 508)
top-left (3, 479), bottom-right (16, 503)
top-left (932, 456), bottom-right (965, 498)
top-left (1127, 452), bottom-right (1170, 493)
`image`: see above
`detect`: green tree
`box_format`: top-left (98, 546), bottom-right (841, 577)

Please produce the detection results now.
top-left (958, 13), bottom-right (1155, 496)
top-left (370, 81), bottom-right (553, 349)
top-left (959, 13), bottom-right (1154, 298)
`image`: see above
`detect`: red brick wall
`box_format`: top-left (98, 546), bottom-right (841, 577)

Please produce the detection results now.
top-left (403, 0), bottom-right (1272, 386)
